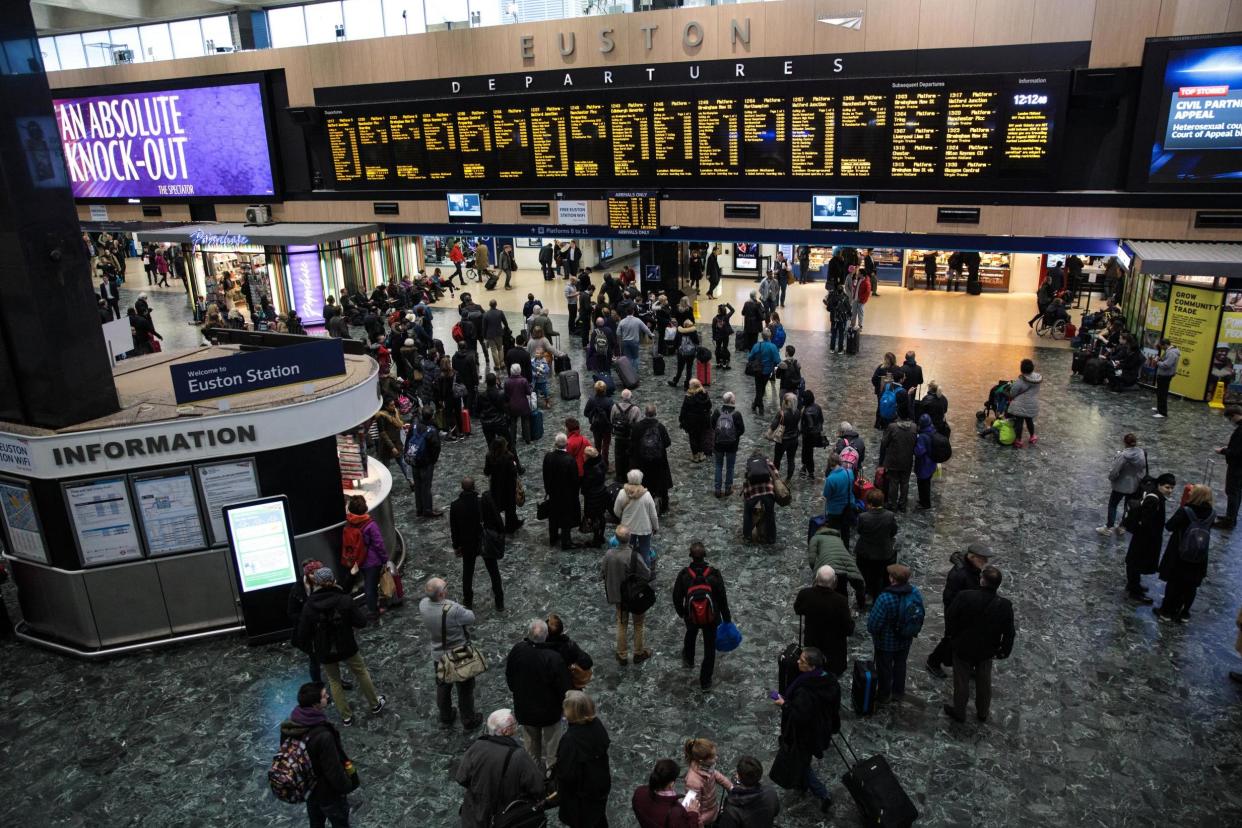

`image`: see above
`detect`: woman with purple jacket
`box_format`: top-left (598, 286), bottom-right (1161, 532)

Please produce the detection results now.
top-left (913, 413), bottom-right (939, 510)
top-left (344, 495), bottom-right (388, 620)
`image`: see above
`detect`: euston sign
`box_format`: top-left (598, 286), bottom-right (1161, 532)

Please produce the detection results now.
top-left (170, 339), bottom-right (347, 405)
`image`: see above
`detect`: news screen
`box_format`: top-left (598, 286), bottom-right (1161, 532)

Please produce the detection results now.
top-left (1149, 43), bottom-right (1242, 184)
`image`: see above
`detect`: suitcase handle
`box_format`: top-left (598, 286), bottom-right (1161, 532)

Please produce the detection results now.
top-left (829, 732), bottom-right (860, 769)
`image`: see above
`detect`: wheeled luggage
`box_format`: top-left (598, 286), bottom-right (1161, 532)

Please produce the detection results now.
top-left (484, 272), bottom-right (499, 290)
top-left (616, 356), bottom-right (640, 390)
top-left (529, 408), bottom-right (544, 441)
top-left (554, 354), bottom-right (571, 374)
top-left (832, 733), bottom-right (919, 828)
top-left (735, 332), bottom-right (747, 352)
top-left (852, 659), bottom-right (879, 716)
top-left (846, 328), bottom-right (860, 355)
top-left (777, 617), bottom-right (803, 695)
top-left (696, 359), bottom-right (712, 386)
top-left (558, 370), bottom-right (581, 401)
top-left (651, 353), bottom-right (666, 376)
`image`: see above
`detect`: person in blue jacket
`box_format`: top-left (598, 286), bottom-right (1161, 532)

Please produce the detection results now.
top-left (821, 451), bottom-right (856, 547)
top-left (913, 413), bottom-right (939, 510)
top-left (747, 330), bottom-right (782, 417)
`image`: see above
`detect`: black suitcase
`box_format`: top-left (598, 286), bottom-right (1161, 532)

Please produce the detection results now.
top-left (652, 353), bottom-right (666, 376)
top-left (851, 659), bottom-right (878, 716)
top-left (558, 370), bottom-right (581, 400)
top-left (1083, 357), bottom-right (1108, 386)
top-left (735, 332), bottom-right (747, 352)
top-left (832, 734), bottom-right (919, 828)
top-left (616, 356), bottom-right (640, 390)
top-left (554, 353), bottom-right (571, 374)
top-left (777, 618), bottom-right (803, 695)
top-left (484, 272), bottom-right (499, 290)
top-left (846, 328), bottom-right (860, 356)
top-left (1071, 349), bottom-right (1089, 376)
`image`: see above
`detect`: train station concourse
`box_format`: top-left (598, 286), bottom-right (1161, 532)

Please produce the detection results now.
top-left (3, 1), bottom-right (1242, 826)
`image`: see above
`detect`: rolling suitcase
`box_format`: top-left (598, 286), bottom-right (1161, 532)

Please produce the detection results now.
top-left (852, 659), bottom-right (879, 716)
top-left (652, 353), bottom-right (666, 376)
top-left (616, 356), bottom-right (640, 390)
top-left (459, 407), bottom-right (472, 436)
top-left (777, 617), bottom-right (803, 695)
top-left (529, 408), bottom-right (544, 441)
top-left (846, 328), bottom-right (860, 356)
top-left (832, 734), bottom-right (919, 828)
top-left (696, 359), bottom-right (712, 387)
top-left (484, 272), bottom-right (499, 290)
top-left (558, 370), bottom-right (581, 401)
top-left (554, 354), bottom-right (572, 374)
top-left (735, 332), bottom-right (747, 352)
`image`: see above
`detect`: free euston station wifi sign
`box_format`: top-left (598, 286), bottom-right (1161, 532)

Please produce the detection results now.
top-left (170, 340), bottom-right (347, 405)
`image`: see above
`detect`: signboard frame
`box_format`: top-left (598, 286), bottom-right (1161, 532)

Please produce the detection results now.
top-left (61, 474), bottom-right (145, 568)
top-left (130, 465), bottom-right (209, 558)
top-left (194, 458), bottom-right (261, 547)
top-left (0, 475), bottom-right (49, 564)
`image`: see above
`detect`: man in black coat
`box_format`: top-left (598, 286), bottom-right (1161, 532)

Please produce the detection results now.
top-left (793, 566), bottom-right (854, 676)
top-left (772, 646), bottom-right (839, 813)
top-left (450, 477), bottom-right (505, 611)
top-left (943, 565), bottom-right (1016, 723)
top-left (878, 414), bottom-right (917, 511)
top-left (452, 340), bottom-right (480, 415)
top-left (925, 542), bottom-right (993, 677)
top-left (629, 405), bottom-right (673, 513)
top-left (740, 293), bottom-right (764, 350)
top-left (706, 245), bottom-right (723, 298)
top-left (506, 334), bottom-right (533, 384)
top-left (406, 411), bottom-right (443, 519)
top-left (542, 434), bottom-right (582, 549)
top-left (504, 618), bottom-right (572, 772)
top-left (672, 542), bottom-right (732, 690)
top-left (279, 682), bottom-right (357, 825)
top-left (900, 351), bottom-right (924, 395)
top-left (1215, 406), bottom-right (1242, 529)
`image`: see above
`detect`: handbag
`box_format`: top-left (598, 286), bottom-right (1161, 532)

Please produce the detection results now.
top-left (569, 662), bottom-right (593, 689)
top-left (536, 500), bottom-right (550, 520)
top-left (766, 424), bottom-right (785, 443)
top-left (482, 527), bottom-right (506, 560)
top-left (528, 391), bottom-right (538, 411)
top-left (515, 478), bottom-right (526, 507)
top-left (435, 604), bottom-right (489, 684)
top-left (379, 569), bottom-right (397, 599)
top-left (745, 355), bottom-right (763, 377)
top-left (619, 549), bottom-right (657, 614)
top-left (490, 748), bottom-right (549, 828)
top-left (773, 475), bottom-right (792, 507)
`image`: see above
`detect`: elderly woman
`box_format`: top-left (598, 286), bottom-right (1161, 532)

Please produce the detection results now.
top-left (503, 363), bottom-right (533, 445)
top-left (678, 378), bottom-right (713, 463)
top-left (554, 691), bottom-right (612, 828)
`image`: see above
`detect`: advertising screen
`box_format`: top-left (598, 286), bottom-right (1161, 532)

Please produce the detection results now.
top-left (812, 194), bottom-right (861, 227)
top-left (734, 242), bottom-right (760, 270)
top-left (52, 82), bottom-right (276, 200)
top-left (447, 192), bottom-right (482, 222)
top-left (322, 71), bottom-right (1067, 192)
top-left (224, 497), bottom-right (298, 593)
top-left (1149, 43), bottom-right (1242, 184)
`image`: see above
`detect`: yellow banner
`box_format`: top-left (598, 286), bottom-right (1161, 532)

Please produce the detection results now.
top-left (1165, 284), bottom-right (1222, 400)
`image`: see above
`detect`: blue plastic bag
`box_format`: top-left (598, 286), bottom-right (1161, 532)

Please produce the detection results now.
top-left (716, 621), bottom-right (742, 653)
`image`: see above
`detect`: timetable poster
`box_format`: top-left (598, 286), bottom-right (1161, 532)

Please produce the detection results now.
top-left (196, 460), bottom-right (261, 546)
top-left (64, 477), bottom-right (143, 566)
top-left (133, 470), bottom-right (207, 557)
top-left (323, 71), bottom-right (1067, 191)
top-left (0, 478), bottom-right (48, 563)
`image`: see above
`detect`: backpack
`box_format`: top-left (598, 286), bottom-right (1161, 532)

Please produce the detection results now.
top-left (878, 383), bottom-right (898, 422)
top-left (839, 444), bottom-right (860, 474)
top-left (611, 404), bottom-right (633, 442)
top-left (341, 524), bottom-right (366, 568)
top-left (451, 322), bottom-right (464, 341)
top-left (589, 402), bottom-right (611, 434)
top-left (745, 455), bottom-right (771, 483)
top-left (678, 336), bottom-right (697, 358)
top-left (897, 590), bottom-right (926, 639)
top-left (404, 427), bottom-right (428, 465)
top-left (685, 566), bottom-right (717, 626)
top-left (311, 605), bottom-right (346, 663)
top-left (1178, 507), bottom-right (1213, 564)
top-left (638, 424), bottom-right (663, 462)
top-left (714, 410), bottom-right (737, 444)
top-left (780, 359), bottom-right (801, 389)
top-left (929, 432), bottom-right (952, 464)
top-left (592, 328), bottom-right (611, 355)
top-left (268, 732), bottom-right (317, 803)
top-left (996, 418), bottom-right (1015, 446)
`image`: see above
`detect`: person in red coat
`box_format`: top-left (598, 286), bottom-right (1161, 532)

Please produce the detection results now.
top-left (565, 417), bottom-right (592, 476)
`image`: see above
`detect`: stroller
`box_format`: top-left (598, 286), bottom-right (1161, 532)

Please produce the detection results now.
top-left (984, 380), bottom-right (1012, 416)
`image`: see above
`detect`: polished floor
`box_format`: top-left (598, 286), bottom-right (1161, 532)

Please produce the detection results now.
top-left (3, 268), bottom-right (1238, 826)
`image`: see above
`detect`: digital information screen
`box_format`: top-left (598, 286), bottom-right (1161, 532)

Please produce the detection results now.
top-left (447, 192), bottom-right (482, 221)
top-left (322, 72), bottom-right (1067, 191)
top-left (1148, 43), bottom-right (1242, 184)
top-left (224, 497), bottom-right (298, 594)
top-left (607, 191), bottom-right (659, 235)
top-left (734, 242), bottom-right (760, 270)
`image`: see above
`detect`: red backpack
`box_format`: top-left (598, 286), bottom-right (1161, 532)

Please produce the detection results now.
top-left (341, 524), bottom-right (366, 568)
top-left (685, 566), bottom-right (717, 626)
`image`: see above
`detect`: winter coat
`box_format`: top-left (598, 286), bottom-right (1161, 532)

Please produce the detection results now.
top-left (879, 419), bottom-right (917, 473)
top-left (807, 526), bottom-right (861, 584)
top-left (630, 418), bottom-right (673, 496)
top-left (543, 450), bottom-right (582, 524)
top-left (946, 587), bottom-right (1016, 664)
top-left (835, 431), bottom-right (866, 469)
top-left (680, 390), bottom-right (713, 437)
top-left (1125, 491), bottom-right (1167, 575)
top-left (1158, 503), bottom-right (1215, 587)
top-left (278, 715), bottom-right (352, 803)
top-left (901, 360), bottom-right (924, 391)
top-left (484, 450), bottom-right (521, 511)
top-left (296, 585), bottom-right (367, 663)
top-left (821, 468), bottom-right (854, 516)
top-left (602, 544), bottom-right (652, 605)
top-left (348, 513), bottom-right (387, 568)
top-left (673, 561), bottom-right (732, 625)
top-left (615, 484), bottom-right (659, 535)
top-left (741, 300), bottom-right (764, 333)
top-left (504, 376), bottom-right (532, 416)
top-left (800, 404), bottom-right (824, 440)
top-left (583, 395), bottom-right (613, 437)
top-left (506, 347), bottom-right (533, 384)
top-left (1109, 447), bottom-right (1147, 495)
top-left (685, 761), bottom-right (732, 825)
top-left (581, 455), bottom-right (610, 518)
top-left (450, 490), bottom-right (502, 556)
top-left (632, 787), bottom-right (701, 828)
top-left (793, 584), bottom-right (854, 676)
top-left (455, 735), bottom-right (545, 828)
top-left (918, 391), bottom-right (949, 426)
top-left (779, 669), bottom-right (841, 759)
top-left (1006, 372), bottom-right (1042, 418)
top-left (913, 417), bottom-right (938, 480)
top-left (566, 427), bottom-right (591, 475)
top-left (867, 583), bottom-right (921, 652)
top-left (505, 638), bottom-right (572, 727)
top-left (942, 555), bottom-right (981, 609)
top-left (747, 341), bottom-right (781, 377)
top-left (854, 508), bottom-right (898, 562)
top-left (717, 783), bottom-right (781, 828)
top-left (871, 364), bottom-right (905, 395)
top-left (374, 410), bottom-right (404, 463)
top-left (554, 718), bottom-right (612, 827)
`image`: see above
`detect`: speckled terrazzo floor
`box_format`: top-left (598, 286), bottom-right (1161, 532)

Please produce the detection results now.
top-left (2, 286), bottom-right (1241, 827)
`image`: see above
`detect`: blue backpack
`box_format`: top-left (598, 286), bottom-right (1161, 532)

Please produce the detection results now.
top-left (403, 427), bottom-right (428, 465)
top-left (879, 383), bottom-right (898, 422)
top-left (898, 589), bottom-right (926, 639)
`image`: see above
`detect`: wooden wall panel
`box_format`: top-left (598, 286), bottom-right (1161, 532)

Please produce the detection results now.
top-left (763, 202), bottom-right (807, 231)
top-left (78, 204), bottom-right (192, 223)
top-left (860, 202), bottom-right (908, 232)
top-left (918, 0), bottom-right (980, 51)
top-left (1156, 0), bottom-right (1232, 36)
top-left (1067, 206), bottom-right (1124, 237)
top-left (1031, 0), bottom-right (1098, 45)
top-left (669, 7), bottom-right (714, 62)
top-left (1089, 0), bottom-right (1162, 67)
top-left (1122, 208), bottom-right (1191, 238)
top-left (1230, 0), bottom-right (1242, 29)
top-left (906, 204), bottom-right (1014, 235)
top-left (1010, 206), bottom-right (1070, 238)
top-left (863, 0), bottom-right (921, 52)
top-left (811, 0), bottom-right (871, 54)
top-left (973, 0), bottom-right (1036, 47)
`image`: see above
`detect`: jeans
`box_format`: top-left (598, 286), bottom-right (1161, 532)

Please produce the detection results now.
top-left (521, 723), bottom-right (563, 772)
top-left (322, 653), bottom-right (380, 719)
top-left (802, 765), bottom-right (831, 802)
top-left (1011, 416), bottom-right (1035, 441)
top-left (714, 450), bottom-right (737, 493)
top-left (632, 533), bottom-right (654, 571)
top-left (412, 465), bottom-right (435, 515)
top-left (852, 301), bottom-right (865, 328)
top-left (307, 795), bottom-right (350, 828)
top-left (436, 674), bottom-right (477, 723)
top-left (622, 339), bottom-right (640, 367)
top-left (362, 565), bottom-right (382, 617)
top-left (875, 645), bottom-right (911, 699)
top-left (743, 494), bottom-right (776, 543)
top-left (774, 440), bottom-right (797, 479)
top-left (830, 322), bottom-right (847, 352)
top-left (683, 621), bottom-right (719, 687)
top-left (1106, 489), bottom-right (1129, 528)
top-left (615, 605), bottom-right (646, 658)
top-left (951, 655), bottom-right (993, 720)
top-left (777, 278), bottom-right (788, 305)
top-left (1156, 373), bottom-right (1172, 415)
top-left (462, 553), bottom-right (503, 608)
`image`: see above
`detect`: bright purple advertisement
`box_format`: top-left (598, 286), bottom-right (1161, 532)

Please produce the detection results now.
top-left (287, 245), bottom-right (326, 327)
top-left (52, 83), bottom-right (276, 200)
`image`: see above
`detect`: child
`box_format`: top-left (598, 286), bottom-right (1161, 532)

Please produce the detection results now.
top-left (532, 347), bottom-right (553, 409)
top-left (976, 410), bottom-right (1000, 441)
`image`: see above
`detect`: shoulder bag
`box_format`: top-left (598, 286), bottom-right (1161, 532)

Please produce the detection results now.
top-left (619, 548), bottom-right (657, 615)
top-left (490, 745), bottom-right (549, 828)
top-left (773, 475), bottom-right (792, 507)
top-left (514, 476), bottom-right (526, 507)
top-left (435, 604), bottom-right (489, 684)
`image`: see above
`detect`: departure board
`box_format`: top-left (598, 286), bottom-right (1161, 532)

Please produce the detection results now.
top-left (320, 72), bottom-right (1067, 191)
top-left (607, 192), bottom-right (659, 235)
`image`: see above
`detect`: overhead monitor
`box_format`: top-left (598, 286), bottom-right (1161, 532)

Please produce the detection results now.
top-left (223, 496), bottom-right (298, 594)
top-left (446, 192), bottom-right (482, 222)
top-left (51, 79), bottom-right (277, 201)
top-left (734, 242), bottom-right (760, 270)
top-left (607, 191), bottom-right (659, 235)
top-left (812, 194), bottom-right (860, 229)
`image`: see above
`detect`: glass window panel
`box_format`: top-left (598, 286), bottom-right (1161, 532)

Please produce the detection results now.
top-left (425, 0), bottom-right (470, 26)
top-left (267, 6), bottom-right (308, 48)
top-left (383, 0), bottom-right (425, 35)
top-left (139, 23), bottom-right (173, 62)
top-left (108, 27), bottom-right (143, 62)
top-left (305, 1), bottom-right (345, 44)
top-left (39, 37), bottom-right (60, 72)
top-left (54, 34), bottom-right (87, 70)
top-left (169, 19), bottom-right (205, 59)
top-left (343, 0), bottom-right (385, 39)
top-left (81, 31), bottom-right (112, 67)
top-left (200, 16), bottom-right (233, 52)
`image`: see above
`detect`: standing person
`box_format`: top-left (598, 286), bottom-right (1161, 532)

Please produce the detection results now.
top-left (578, 447), bottom-right (610, 547)
top-left (794, 566), bottom-right (854, 676)
top-left (679, 379), bottom-right (714, 463)
top-left (687, 248), bottom-right (704, 294)
top-left (342, 495), bottom-right (389, 622)
top-left (808, 517), bottom-right (863, 610)
top-left (631, 405), bottom-right (673, 514)
top-left (711, 392), bottom-right (745, 498)
top-left (673, 542), bottom-right (732, 691)
top-left (610, 388), bottom-right (642, 484)
top-left (98, 274), bottom-right (120, 319)
top-left (878, 408), bottom-right (917, 512)
top-left (670, 321), bottom-right (700, 389)
top-left (1154, 485), bottom-right (1216, 622)
top-left (773, 249), bottom-right (791, 307)
top-left (1007, 359), bottom-right (1042, 448)
top-left (1124, 472), bottom-right (1176, 602)
top-left (827, 249), bottom-right (846, 289)
top-left (798, 390), bottom-right (824, 479)
top-left (711, 303), bottom-right (735, 370)
top-left (758, 270), bottom-right (779, 317)
top-left (925, 542), bottom-right (994, 677)
top-left (820, 452), bottom-right (855, 547)
top-left (603, 527), bottom-right (653, 665)
top-left (943, 566), bottom-right (1016, 723)
top-left (1215, 406), bottom-right (1242, 530)
top-left (615, 469), bottom-right (660, 568)
top-left (583, 382), bottom-right (614, 469)
top-left (848, 266), bottom-right (871, 329)
top-left (504, 364), bottom-right (533, 445)
top-left (554, 691), bottom-right (612, 828)
top-left (770, 647), bottom-right (839, 814)
top-left (922, 251), bottom-right (938, 290)
top-left (746, 331), bottom-right (780, 417)
top-left (797, 245), bottom-right (811, 284)
top-left (142, 244), bottom-right (156, 285)
top-left (1152, 337), bottom-right (1180, 419)
top-left (498, 243), bottom-right (516, 290)
top-left (866, 564), bottom-right (925, 704)
top-left (420, 577), bottom-right (482, 729)
top-left (563, 240), bottom-right (583, 280)
top-left (543, 433), bottom-right (583, 550)
top-left (453, 339), bottom-right (480, 416)
top-left (296, 568), bottom-right (386, 727)
top-left (740, 451), bottom-right (779, 545)
top-left (278, 682), bottom-right (357, 828)
top-left (740, 292), bottom-right (764, 351)
top-left (565, 417), bottom-right (592, 475)
top-left (770, 392), bottom-right (801, 482)
top-left (901, 351), bottom-right (924, 397)
top-left (405, 410), bottom-right (444, 519)
top-left (154, 250), bottom-right (170, 286)
top-left (455, 709), bottom-right (547, 827)
top-left (1096, 434), bottom-right (1147, 536)
top-left (862, 248), bottom-right (877, 296)
top-left (825, 282), bottom-right (851, 354)
top-left (705, 245), bottom-right (723, 298)
top-left (480, 373), bottom-right (513, 448)
top-left (683, 738), bottom-right (734, 826)
top-left (716, 755), bottom-right (780, 828)
top-left (505, 618), bottom-right (572, 773)
top-left (854, 489), bottom-right (898, 605)
top-left (617, 308), bottom-right (652, 369)
top-left (450, 477), bottom-right (505, 612)
top-left (483, 299), bottom-right (510, 369)
top-left (633, 759), bottom-right (702, 827)
top-left (913, 413), bottom-right (939, 510)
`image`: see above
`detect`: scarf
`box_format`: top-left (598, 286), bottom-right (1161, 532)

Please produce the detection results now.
top-left (784, 668), bottom-right (826, 699)
top-left (291, 705), bottom-right (328, 727)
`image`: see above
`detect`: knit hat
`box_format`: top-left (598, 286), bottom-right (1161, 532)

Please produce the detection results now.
top-left (1155, 473), bottom-right (1176, 486)
top-left (301, 559), bottom-right (325, 578)
top-left (312, 567), bottom-right (336, 586)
